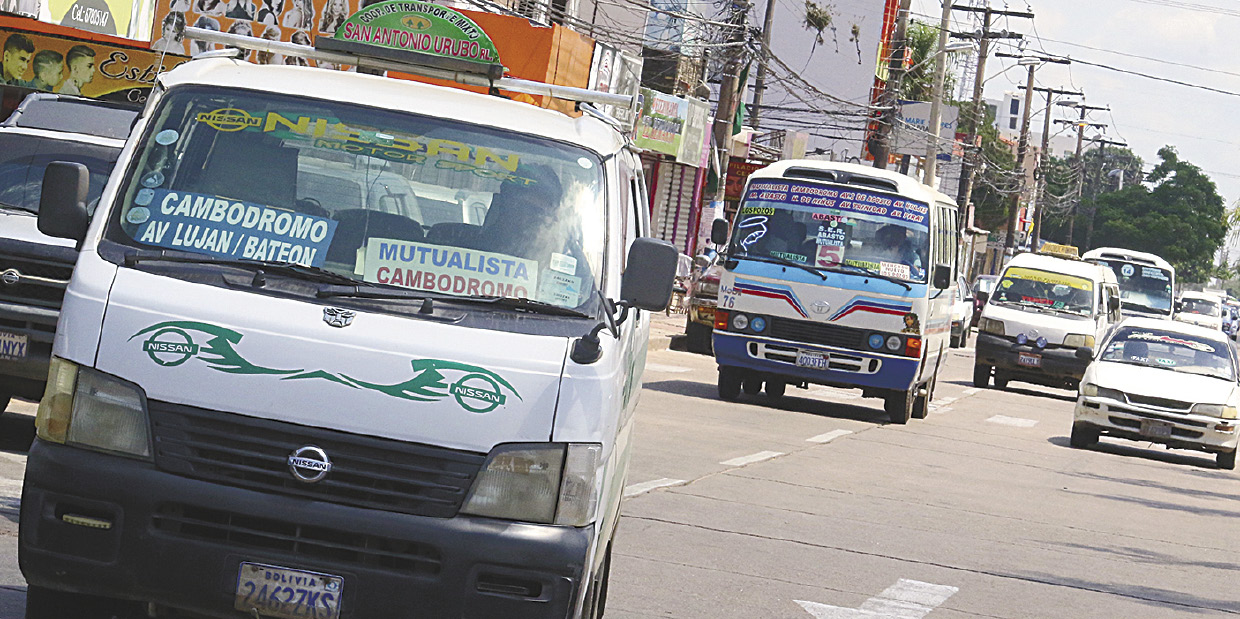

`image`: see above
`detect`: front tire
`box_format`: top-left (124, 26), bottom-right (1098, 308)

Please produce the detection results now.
top-left (1219, 449), bottom-right (1236, 471)
top-left (911, 378), bottom-right (934, 420)
top-left (685, 321), bottom-right (713, 355)
top-left (885, 387), bottom-right (913, 424)
top-left (718, 367), bottom-right (742, 401)
top-left (742, 376), bottom-right (763, 396)
top-left (1069, 423), bottom-right (1099, 448)
top-left (993, 372), bottom-right (1010, 389)
top-left (765, 380), bottom-right (786, 401)
top-left (973, 364), bottom-right (991, 388)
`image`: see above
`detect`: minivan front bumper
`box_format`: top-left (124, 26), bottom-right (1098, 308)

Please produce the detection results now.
top-left (975, 332), bottom-right (1088, 387)
top-left (20, 440), bottom-right (593, 619)
top-left (1074, 396), bottom-right (1240, 454)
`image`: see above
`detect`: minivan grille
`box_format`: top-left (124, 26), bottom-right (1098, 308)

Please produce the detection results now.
top-left (768, 316), bottom-right (867, 350)
top-left (149, 402), bottom-right (485, 518)
top-left (1125, 394), bottom-right (1192, 411)
top-left (0, 253), bottom-right (72, 308)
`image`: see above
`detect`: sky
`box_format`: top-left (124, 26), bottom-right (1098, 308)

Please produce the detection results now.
top-left (908, 0), bottom-right (1240, 207)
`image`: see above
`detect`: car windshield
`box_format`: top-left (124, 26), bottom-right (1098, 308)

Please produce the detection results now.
top-left (991, 266), bottom-right (1094, 314)
top-left (1093, 259), bottom-right (1173, 313)
top-left (0, 133), bottom-right (119, 214)
top-left (1181, 298), bottom-right (1219, 317)
top-left (728, 180), bottom-right (930, 282)
top-left (1102, 327), bottom-right (1234, 381)
top-left (107, 86), bottom-right (605, 312)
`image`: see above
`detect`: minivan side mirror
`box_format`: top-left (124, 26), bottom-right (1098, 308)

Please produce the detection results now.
top-left (621, 237), bottom-right (679, 311)
top-left (932, 264), bottom-right (951, 289)
top-left (1075, 346), bottom-right (1094, 361)
top-left (38, 161), bottom-right (91, 242)
top-left (710, 218), bottom-right (729, 246)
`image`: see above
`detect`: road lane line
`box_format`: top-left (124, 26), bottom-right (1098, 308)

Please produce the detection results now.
top-left (963, 387), bottom-right (982, 396)
top-left (644, 363), bottom-right (690, 373)
top-left (797, 578), bottom-right (958, 619)
top-left (928, 396), bottom-right (956, 411)
top-left (986, 414), bottom-right (1039, 428)
top-left (806, 429), bottom-right (853, 444)
top-left (0, 451), bottom-right (26, 465)
top-left (720, 451), bottom-right (784, 467)
top-left (623, 478), bottom-right (686, 498)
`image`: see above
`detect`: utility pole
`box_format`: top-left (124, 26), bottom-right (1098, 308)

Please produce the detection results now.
top-left (922, 0), bottom-right (954, 186)
top-left (869, 0), bottom-right (913, 170)
top-left (1002, 56), bottom-right (1039, 254)
top-left (708, 0), bottom-right (750, 209)
top-left (1021, 84), bottom-right (1081, 247)
top-left (749, 0), bottom-right (777, 129)
top-left (951, 4), bottom-right (1031, 212)
top-left (1084, 136), bottom-right (1126, 248)
top-left (1053, 103), bottom-right (1107, 245)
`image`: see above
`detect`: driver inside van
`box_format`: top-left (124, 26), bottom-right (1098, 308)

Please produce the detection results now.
top-left (478, 164), bottom-right (565, 261)
top-left (867, 224), bottom-right (922, 272)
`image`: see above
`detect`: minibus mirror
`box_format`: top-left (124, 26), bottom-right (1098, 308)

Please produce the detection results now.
top-left (622, 237), bottom-right (679, 311)
top-left (1075, 346), bottom-right (1094, 361)
top-left (38, 161), bottom-right (91, 242)
top-left (710, 218), bottom-right (729, 246)
top-left (932, 264), bottom-right (951, 289)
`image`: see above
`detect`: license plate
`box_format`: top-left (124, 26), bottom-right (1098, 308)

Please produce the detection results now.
top-left (796, 351), bottom-right (828, 369)
top-left (0, 332), bottom-right (26, 360)
top-left (1140, 419), bottom-right (1174, 439)
top-left (235, 563), bottom-right (343, 619)
top-left (1017, 353), bottom-right (1041, 367)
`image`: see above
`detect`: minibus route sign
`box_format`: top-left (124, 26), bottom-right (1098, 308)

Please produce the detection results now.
top-left (745, 181), bottom-right (928, 227)
top-left (333, 1), bottom-right (502, 67)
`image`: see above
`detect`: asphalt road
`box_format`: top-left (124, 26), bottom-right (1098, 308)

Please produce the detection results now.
top-left (0, 338), bottom-right (1237, 617)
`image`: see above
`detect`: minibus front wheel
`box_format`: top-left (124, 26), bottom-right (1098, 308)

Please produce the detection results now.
top-left (718, 366), bottom-right (743, 401)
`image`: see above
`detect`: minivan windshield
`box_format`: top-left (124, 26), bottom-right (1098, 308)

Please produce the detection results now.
top-left (992, 266), bottom-right (1094, 315)
top-left (0, 133), bottom-right (119, 214)
top-left (1102, 327), bottom-right (1234, 381)
top-left (106, 87), bottom-right (605, 312)
top-left (1092, 259), bottom-right (1173, 314)
top-left (728, 180), bottom-right (930, 283)
top-left (1181, 298), bottom-right (1220, 317)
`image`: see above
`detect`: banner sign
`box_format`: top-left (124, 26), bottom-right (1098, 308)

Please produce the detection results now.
top-left (586, 42), bottom-right (641, 130)
top-left (724, 160), bottom-right (763, 201)
top-left (745, 180), bottom-right (929, 228)
top-left (634, 87), bottom-right (683, 158)
top-left (129, 189), bottom-right (338, 267)
top-left (364, 238), bottom-right (538, 299)
top-left (0, 26), bottom-right (186, 101)
top-left (2, 0), bottom-right (39, 19)
top-left (42, 0), bottom-right (135, 37)
top-left (331, 1), bottom-right (500, 66)
top-left (894, 100), bottom-right (959, 159)
top-left (677, 96), bottom-right (709, 166)
top-left (152, 0), bottom-right (363, 62)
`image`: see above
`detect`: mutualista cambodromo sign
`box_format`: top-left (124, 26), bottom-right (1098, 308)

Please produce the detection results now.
top-left (333, 1), bottom-right (501, 65)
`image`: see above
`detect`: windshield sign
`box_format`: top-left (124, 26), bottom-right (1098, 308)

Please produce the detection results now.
top-left (108, 87), bottom-right (605, 311)
top-left (731, 180), bottom-right (930, 282)
top-left (1103, 327), bottom-right (1234, 381)
top-left (993, 267), bottom-right (1094, 314)
top-left (1094, 260), bottom-right (1173, 313)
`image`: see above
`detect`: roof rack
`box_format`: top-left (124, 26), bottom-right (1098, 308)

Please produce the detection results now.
top-left (183, 27), bottom-right (638, 121)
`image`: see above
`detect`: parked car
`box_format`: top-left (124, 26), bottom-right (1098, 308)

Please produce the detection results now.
top-left (970, 274), bottom-right (999, 327)
top-left (684, 249), bottom-right (721, 354)
top-left (950, 275), bottom-right (974, 348)
top-left (1072, 317), bottom-right (1238, 470)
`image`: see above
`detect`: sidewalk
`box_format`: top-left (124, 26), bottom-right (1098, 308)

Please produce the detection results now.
top-left (648, 310), bottom-right (688, 352)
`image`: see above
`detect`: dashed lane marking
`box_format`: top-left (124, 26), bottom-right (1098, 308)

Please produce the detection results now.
top-left (963, 387), bottom-right (982, 396)
top-left (623, 478), bottom-right (686, 498)
top-left (807, 429), bottom-right (853, 444)
top-left (644, 363), bottom-right (691, 373)
top-left (986, 414), bottom-right (1039, 428)
top-left (720, 451), bottom-right (785, 467)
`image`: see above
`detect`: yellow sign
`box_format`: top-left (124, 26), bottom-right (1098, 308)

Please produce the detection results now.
top-left (1004, 267), bottom-right (1092, 291)
top-left (1038, 242), bottom-right (1080, 259)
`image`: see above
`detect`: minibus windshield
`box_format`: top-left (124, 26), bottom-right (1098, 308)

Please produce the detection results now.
top-left (107, 86), bottom-right (605, 312)
top-left (992, 267), bottom-right (1094, 315)
top-left (729, 180), bottom-right (930, 283)
top-left (1093, 260), bottom-right (1173, 314)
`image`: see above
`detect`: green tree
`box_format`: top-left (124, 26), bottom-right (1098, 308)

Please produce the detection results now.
top-left (899, 21), bottom-right (960, 102)
top-left (1089, 146), bottom-right (1226, 283)
top-left (956, 100), bottom-right (1016, 229)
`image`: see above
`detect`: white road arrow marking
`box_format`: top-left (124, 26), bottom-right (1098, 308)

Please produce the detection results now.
top-left (797, 579), bottom-right (958, 619)
top-left (623, 478), bottom-right (686, 498)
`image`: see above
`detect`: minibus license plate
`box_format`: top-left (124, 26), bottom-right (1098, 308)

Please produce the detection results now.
top-left (0, 332), bottom-right (26, 360)
top-left (796, 351), bottom-right (828, 369)
top-left (1017, 353), bottom-right (1041, 367)
top-left (235, 562), bottom-right (342, 619)
top-left (1140, 419), bottom-right (1174, 439)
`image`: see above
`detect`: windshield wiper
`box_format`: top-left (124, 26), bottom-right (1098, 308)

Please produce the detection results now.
top-left (452, 295), bottom-right (591, 317)
top-left (124, 248), bottom-right (361, 285)
top-left (731, 252), bottom-right (827, 281)
top-left (821, 263), bottom-right (912, 291)
top-left (316, 283), bottom-right (428, 300)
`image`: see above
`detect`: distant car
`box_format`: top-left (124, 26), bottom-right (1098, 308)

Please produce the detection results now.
top-left (684, 251), bottom-right (721, 354)
top-left (1072, 318), bottom-right (1238, 470)
top-left (970, 275), bottom-right (999, 327)
top-left (1174, 291), bottom-right (1224, 331)
top-left (950, 275), bottom-right (974, 348)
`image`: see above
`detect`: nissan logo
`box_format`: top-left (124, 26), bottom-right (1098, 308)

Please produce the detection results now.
top-left (0, 269), bottom-right (19, 286)
top-left (287, 445), bottom-right (332, 483)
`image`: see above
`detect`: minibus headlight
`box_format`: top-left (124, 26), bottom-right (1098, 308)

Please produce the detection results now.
top-left (461, 443), bottom-right (602, 526)
top-left (885, 335), bottom-right (902, 351)
top-left (979, 318), bottom-right (1004, 336)
top-left (1193, 404), bottom-right (1238, 419)
top-left (37, 357), bottom-right (152, 459)
top-left (1063, 334), bottom-right (1095, 348)
top-left (749, 316), bottom-right (767, 332)
top-left (731, 313), bottom-right (749, 331)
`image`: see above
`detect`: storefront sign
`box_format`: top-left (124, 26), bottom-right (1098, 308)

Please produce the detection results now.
top-left (331, 1), bottom-right (500, 67)
top-left (2, 0), bottom-right (39, 19)
top-left (152, 0), bottom-right (364, 61)
top-left (634, 87), bottom-right (710, 167)
top-left (587, 42), bottom-right (641, 129)
top-left (724, 160), bottom-right (763, 201)
top-left (0, 26), bottom-right (186, 101)
top-left (894, 100), bottom-right (959, 159)
top-left (43, 0), bottom-right (134, 37)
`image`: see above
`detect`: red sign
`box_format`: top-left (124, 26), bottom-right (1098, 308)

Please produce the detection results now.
top-left (725, 160), bottom-right (764, 201)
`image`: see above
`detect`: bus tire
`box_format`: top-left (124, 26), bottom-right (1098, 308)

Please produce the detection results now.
top-left (765, 380), bottom-right (786, 401)
top-left (742, 376), bottom-right (763, 395)
top-left (885, 388), bottom-right (913, 425)
top-left (972, 364), bottom-right (991, 388)
top-left (718, 367), bottom-right (742, 401)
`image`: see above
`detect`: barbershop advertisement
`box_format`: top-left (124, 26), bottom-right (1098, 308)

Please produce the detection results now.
top-left (0, 24), bottom-right (186, 100)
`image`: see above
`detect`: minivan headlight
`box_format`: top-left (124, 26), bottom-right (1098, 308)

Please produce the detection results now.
top-left (36, 357), bottom-right (152, 459)
top-left (979, 318), bottom-right (1004, 335)
top-left (1192, 404), bottom-right (1239, 419)
top-left (1080, 383), bottom-right (1126, 402)
top-left (461, 443), bottom-right (601, 526)
top-left (1063, 334), bottom-right (1095, 348)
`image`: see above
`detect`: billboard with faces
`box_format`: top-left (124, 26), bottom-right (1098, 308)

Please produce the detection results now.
top-left (152, 0), bottom-right (355, 68)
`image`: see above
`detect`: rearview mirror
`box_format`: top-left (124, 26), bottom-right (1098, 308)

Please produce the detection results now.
top-left (1075, 346), bottom-right (1094, 361)
top-left (710, 218), bottom-right (729, 246)
top-left (932, 264), bottom-right (951, 289)
top-left (621, 237), bottom-right (679, 311)
top-left (38, 161), bottom-right (91, 242)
